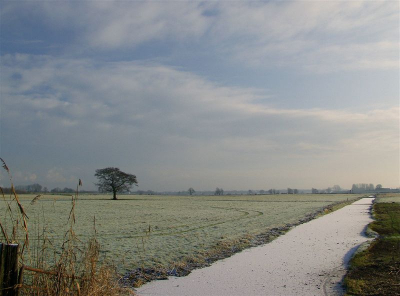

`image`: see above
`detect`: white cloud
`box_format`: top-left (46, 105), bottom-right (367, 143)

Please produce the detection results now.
top-left (1, 1), bottom-right (398, 191)
top-left (3, 54), bottom-right (397, 136)
top-left (46, 168), bottom-right (77, 185)
top-left (224, 1), bottom-right (398, 71)
top-left (88, 2), bottom-right (209, 49)
top-left (2, 1), bottom-right (397, 72)
top-left (11, 171), bottom-right (37, 183)
top-left (1, 54), bottom-right (398, 189)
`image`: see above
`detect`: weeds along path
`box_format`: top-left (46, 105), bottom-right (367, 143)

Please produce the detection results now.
top-left (137, 198), bottom-right (373, 296)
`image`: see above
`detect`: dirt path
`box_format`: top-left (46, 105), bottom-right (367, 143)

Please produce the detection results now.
top-left (136, 198), bottom-right (373, 296)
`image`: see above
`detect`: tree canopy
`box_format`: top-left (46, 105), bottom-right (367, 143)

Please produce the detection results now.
top-left (95, 167), bottom-right (138, 200)
top-left (215, 187), bottom-right (224, 195)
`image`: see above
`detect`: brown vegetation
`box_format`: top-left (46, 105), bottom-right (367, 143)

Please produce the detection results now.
top-left (0, 158), bottom-right (134, 296)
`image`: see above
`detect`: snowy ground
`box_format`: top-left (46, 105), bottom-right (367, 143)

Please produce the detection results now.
top-left (136, 198), bottom-right (373, 296)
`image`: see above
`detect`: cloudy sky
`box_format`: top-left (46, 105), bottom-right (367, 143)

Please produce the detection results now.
top-left (0, 0), bottom-right (399, 192)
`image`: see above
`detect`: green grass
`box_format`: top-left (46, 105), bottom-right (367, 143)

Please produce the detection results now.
top-left (1, 193), bottom-right (360, 283)
top-left (345, 200), bottom-right (400, 296)
top-left (370, 202), bottom-right (400, 236)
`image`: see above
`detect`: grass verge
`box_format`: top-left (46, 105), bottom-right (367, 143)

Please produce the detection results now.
top-left (344, 202), bottom-right (400, 296)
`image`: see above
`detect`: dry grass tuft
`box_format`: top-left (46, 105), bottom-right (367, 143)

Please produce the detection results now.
top-left (30, 195), bottom-right (42, 205)
top-left (21, 237), bottom-right (133, 296)
top-left (0, 159), bottom-right (135, 296)
top-left (0, 157), bottom-right (29, 254)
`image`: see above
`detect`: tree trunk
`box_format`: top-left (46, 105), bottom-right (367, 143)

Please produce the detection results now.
top-left (112, 190), bottom-right (117, 200)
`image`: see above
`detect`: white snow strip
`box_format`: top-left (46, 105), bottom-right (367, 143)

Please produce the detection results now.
top-left (137, 198), bottom-right (373, 296)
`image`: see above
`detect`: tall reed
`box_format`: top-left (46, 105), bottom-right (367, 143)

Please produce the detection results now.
top-left (0, 158), bottom-right (134, 295)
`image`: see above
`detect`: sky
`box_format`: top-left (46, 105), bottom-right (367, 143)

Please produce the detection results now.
top-left (0, 0), bottom-right (399, 192)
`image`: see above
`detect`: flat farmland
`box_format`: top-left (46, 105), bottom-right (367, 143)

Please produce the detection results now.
top-left (376, 193), bottom-right (400, 203)
top-left (1, 194), bottom-right (360, 273)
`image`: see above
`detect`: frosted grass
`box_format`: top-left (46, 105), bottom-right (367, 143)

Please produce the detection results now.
top-left (1, 194), bottom-right (360, 272)
top-left (375, 193), bottom-right (400, 203)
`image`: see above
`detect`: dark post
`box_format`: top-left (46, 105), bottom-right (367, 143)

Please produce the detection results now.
top-left (0, 243), bottom-right (19, 296)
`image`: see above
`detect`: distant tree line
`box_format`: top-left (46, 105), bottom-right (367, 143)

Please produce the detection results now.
top-left (287, 188), bottom-right (299, 194)
top-left (15, 183), bottom-right (44, 193)
top-left (136, 190), bottom-right (156, 195)
top-left (312, 185), bottom-right (343, 194)
top-left (50, 187), bottom-right (76, 193)
top-left (7, 177), bottom-right (398, 200)
top-left (351, 183), bottom-right (392, 193)
top-left (13, 183), bottom-right (80, 194)
top-left (352, 183), bottom-right (375, 192)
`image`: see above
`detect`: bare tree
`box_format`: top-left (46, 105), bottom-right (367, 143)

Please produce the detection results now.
top-left (215, 187), bottom-right (224, 195)
top-left (95, 167), bottom-right (138, 200)
top-left (188, 188), bottom-right (195, 195)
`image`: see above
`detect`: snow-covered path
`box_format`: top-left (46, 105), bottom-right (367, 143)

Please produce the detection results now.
top-left (137, 198), bottom-right (373, 296)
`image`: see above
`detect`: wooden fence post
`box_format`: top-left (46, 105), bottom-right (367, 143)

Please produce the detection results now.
top-left (0, 243), bottom-right (19, 296)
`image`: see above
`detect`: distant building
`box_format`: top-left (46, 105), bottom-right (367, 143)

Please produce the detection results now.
top-left (375, 187), bottom-right (392, 193)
